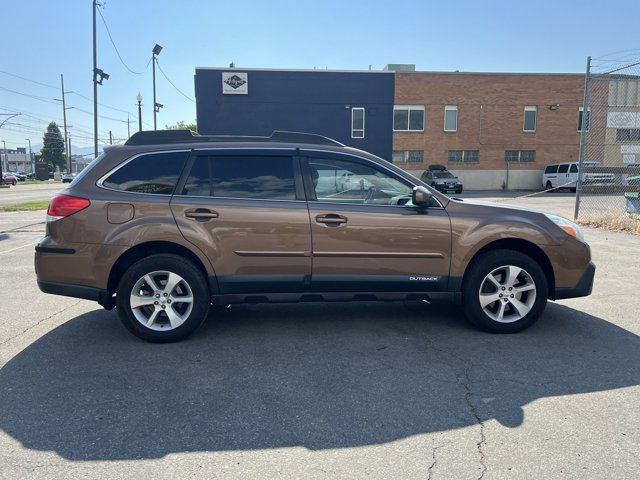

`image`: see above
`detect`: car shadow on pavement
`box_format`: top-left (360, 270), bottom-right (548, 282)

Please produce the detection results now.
top-left (0, 301), bottom-right (638, 460)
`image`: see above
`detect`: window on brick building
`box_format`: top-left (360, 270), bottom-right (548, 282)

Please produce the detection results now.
top-left (393, 106), bottom-right (425, 131)
top-left (523, 106), bottom-right (537, 132)
top-left (444, 106), bottom-right (458, 132)
top-left (616, 128), bottom-right (640, 142)
top-left (392, 150), bottom-right (424, 163)
top-left (505, 150), bottom-right (536, 163)
top-left (578, 107), bottom-right (591, 132)
top-left (448, 150), bottom-right (479, 163)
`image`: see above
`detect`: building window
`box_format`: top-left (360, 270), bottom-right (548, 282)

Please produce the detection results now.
top-left (578, 107), bottom-right (591, 132)
top-left (392, 150), bottom-right (424, 164)
top-left (448, 150), bottom-right (479, 163)
top-left (351, 107), bottom-right (365, 138)
top-left (523, 106), bottom-right (537, 132)
top-left (393, 105), bottom-right (425, 131)
top-left (616, 128), bottom-right (640, 142)
top-left (444, 106), bottom-right (458, 132)
top-left (505, 150), bottom-right (536, 163)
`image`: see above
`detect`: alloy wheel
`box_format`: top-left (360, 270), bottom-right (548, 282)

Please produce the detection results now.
top-left (129, 270), bottom-right (194, 331)
top-left (478, 265), bottom-right (537, 323)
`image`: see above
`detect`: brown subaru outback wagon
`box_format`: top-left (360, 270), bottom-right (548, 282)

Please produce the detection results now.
top-left (35, 130), bottom-right (595, 342)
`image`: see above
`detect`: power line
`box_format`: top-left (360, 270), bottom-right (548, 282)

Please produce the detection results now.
top-left (97, 8), bottom-right (145, 75)
top-left (156, 59), bottom-right (195, 102)
top-left (0, 70), bottom-right (58, 90)
top-left (0, 69), bottom-right (136, 116)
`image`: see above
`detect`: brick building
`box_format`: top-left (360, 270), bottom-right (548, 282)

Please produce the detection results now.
top-left (392, 70), bottom-right (585, 189)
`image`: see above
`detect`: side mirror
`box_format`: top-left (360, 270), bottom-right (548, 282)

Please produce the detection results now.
top-left (412, 185), bottom-right (433, 206)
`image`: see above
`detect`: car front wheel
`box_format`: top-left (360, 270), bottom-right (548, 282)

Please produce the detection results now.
top-left (116, 254), bottom-right (210, 343)
top-left (462, 250), bottom-right (548, 333)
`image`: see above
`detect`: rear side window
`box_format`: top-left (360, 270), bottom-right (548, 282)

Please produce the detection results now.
top-left (102, 151), bottom-right (188, 194)
top-left (558, 164), bottom-right (569, 173)
top-left (182, 155), bottom-right (296, 200)
top-left (544, 165), bottom-right (558, 174)
top-left (570, 164), bottom-right (578, 173)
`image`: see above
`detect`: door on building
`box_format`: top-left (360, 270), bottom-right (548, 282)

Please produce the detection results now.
top-left (301, 152), bottom-right (451, 293)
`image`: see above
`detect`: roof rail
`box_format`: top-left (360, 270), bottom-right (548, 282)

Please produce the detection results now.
top-left (124, 130), bottom-right (345, 147)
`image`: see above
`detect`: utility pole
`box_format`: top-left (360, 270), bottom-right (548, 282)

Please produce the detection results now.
top-left (60, 74), bottom-right (70, 173)
top-left (25, 138), bottom-right (32, 174)
top-left (68, 135), bottom-right (72, 172)
top-left (92, 0), bottom-right (98, 158)
top-left (109, 130), bottom-right (113, 145)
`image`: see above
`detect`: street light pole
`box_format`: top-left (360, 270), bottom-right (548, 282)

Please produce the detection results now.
top-left (152, 44), bottom-right (163, 130)
top-left (92, 0), bottom-right (98, 158)
top-left (137, 93), bottom-right (143, 132)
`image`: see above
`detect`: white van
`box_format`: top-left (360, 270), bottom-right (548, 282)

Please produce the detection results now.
top-left (542, 161), bottom-right (614, 192)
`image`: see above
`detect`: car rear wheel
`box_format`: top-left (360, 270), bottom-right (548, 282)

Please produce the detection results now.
top-left (462, 250), bottom-right (548, 333)
top-left (545, 181), bottom-right (553, 190)
top-left (116, 254), bottom-right (210, 343)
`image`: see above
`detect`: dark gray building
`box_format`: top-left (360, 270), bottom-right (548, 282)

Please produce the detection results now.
top-left (194, 68), bottom-right (395, 160)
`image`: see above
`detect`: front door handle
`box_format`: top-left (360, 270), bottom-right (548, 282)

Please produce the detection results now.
top-left (185, 209), bottom-right (219, 221)
top-left (316, 214), bottom-right (348, 226)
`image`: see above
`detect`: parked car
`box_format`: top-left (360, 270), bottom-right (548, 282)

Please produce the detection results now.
top-left (2, 173), bottom-right (18, 185)
top-left (542, 161), bottom-right (614, 192)
top-left (62, 173), bottom-right (76, 183)
top-left (420, 165), bottom-right (463, 194)
top-left (36, 130), bottom-right (594, 343)
top-left (12, 172), bottom-right (27, 181)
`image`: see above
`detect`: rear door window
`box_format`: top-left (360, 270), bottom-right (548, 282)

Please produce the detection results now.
top-left (558, 164), bottom-right (569, 174)
top-left (544, 165), bottom-right (558, 174)
top-left (570, 164), bottom-right (578, 173)
top-left (182, 155), bottom-right (297, 200)
top-left (102, 151), bottom-right (189, 194)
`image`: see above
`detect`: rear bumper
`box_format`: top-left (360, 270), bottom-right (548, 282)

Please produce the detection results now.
top-left (553, 262), bottom-right (595, 300)
top-left (37, 280), bottom-right (114, 309)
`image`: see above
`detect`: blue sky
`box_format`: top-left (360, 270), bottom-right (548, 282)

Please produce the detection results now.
top-left (1, 0), bottom-right (639, 152)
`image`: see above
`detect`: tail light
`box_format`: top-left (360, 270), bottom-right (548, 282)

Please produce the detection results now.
top-left (47, 194), bottom-right (90, 221)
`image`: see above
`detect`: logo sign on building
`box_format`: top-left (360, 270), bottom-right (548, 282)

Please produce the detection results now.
top-left (222, 72), bottom-right (248, 95)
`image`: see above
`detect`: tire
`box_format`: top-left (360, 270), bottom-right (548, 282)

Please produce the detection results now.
top-left (116, 254), bottom-right (210, 343)
top-left (545, 181), bottom-right (553, 191)
top-left (462, 249), bottom-right (548, 333)
top-left (455, 188), bottom-right (463, 194)
top-left (569, 187), bottom-right (576, 193)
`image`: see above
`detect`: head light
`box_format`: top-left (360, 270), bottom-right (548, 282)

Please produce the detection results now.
top-left (544, 213), bottom-right (584, 242)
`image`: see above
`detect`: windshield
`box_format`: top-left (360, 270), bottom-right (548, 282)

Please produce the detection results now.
top-left (433, 171), bottom-right (454, 179)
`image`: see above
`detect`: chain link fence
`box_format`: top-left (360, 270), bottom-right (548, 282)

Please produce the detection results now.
top-left (574, 55), bottom-right (640, 233)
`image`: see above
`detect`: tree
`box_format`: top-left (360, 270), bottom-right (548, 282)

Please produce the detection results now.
top-left (165, 120), bottom-right (197, 132)
top-left (41, 122), bottom-right (66, 171)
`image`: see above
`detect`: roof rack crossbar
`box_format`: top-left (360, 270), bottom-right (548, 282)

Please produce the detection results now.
top-left (124, 130), bottom-right (345, 147)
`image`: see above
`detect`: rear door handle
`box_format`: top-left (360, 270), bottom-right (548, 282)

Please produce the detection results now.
top-left (316, 214), bottom-right (348, 226)
top-left (185, 209), bottom-right (219, 221)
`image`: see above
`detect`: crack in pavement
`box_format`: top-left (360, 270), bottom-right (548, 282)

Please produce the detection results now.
top-left (427, 443), bottom-right (447, 480)
top-left (420, 335), bottom-right (489, 480)
top-left (458, 371), bottom-right (488, 480)
top-left (0, 300), bottom-right (84, 349)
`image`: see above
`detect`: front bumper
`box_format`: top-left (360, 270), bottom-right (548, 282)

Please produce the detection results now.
top-left (553, 262), bottom-right (595, 300)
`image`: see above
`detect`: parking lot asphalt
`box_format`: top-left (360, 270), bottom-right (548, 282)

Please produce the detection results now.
top-left (0, 195), bottom-right (638, 479)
